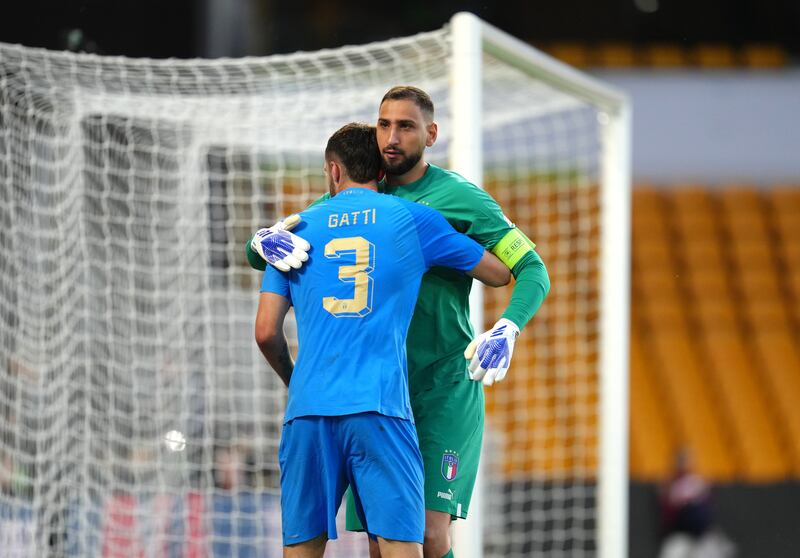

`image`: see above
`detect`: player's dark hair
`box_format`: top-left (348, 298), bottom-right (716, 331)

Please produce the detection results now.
top-left (381, 85), bottom-right (434, 120)
top-left (325, 123), bottom-right (381, 184)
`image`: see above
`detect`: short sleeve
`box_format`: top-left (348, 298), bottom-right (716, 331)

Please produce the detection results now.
top-left (406, 202), bottom-right (484, 271)
top-left (260, 265), bottom-right (292, 304)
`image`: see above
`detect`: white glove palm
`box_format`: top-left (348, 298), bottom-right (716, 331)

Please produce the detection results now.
top-left (464, 318), bottom-right (520, 386)
top-left (251, 215), bottom-right (311, 272)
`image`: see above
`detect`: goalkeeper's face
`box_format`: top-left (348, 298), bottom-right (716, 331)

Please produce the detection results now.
top-left (377, 99), bottom-right (436, 177)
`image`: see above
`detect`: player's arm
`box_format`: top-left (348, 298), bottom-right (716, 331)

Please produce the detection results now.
top-left (491, 228), bottom-right (550, 331)
top-left (464, 237), bottom-right (550, 384)
top-left (254, 292), bottom-right (293, 387)
top-left (255, 263), bottom-right (295, 386)
top-left (245, 193), bottom-right (330, 272)
top-left (466, 251), bottom-right (511, 287)
top-left (446, 183), bottom-right (551, 329)
top-left (451, 185), bottom-right (551, 385)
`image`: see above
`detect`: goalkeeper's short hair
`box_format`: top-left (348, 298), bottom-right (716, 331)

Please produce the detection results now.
top-left (381, 85), bottom-right (434, 121)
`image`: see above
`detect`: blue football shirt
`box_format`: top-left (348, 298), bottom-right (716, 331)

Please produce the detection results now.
top-left (260, 187), bottom-right (484, 422)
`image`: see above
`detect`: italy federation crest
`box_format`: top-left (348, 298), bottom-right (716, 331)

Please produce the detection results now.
top-left (441, 451), bottom-right (459, 481)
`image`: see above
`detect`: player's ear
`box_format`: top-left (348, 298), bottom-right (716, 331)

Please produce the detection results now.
top-left (426, 121), bottom-right (438, 147)
top-left (331, 160), bottom-right (342, 186)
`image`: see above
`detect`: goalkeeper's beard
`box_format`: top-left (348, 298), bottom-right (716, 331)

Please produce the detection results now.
top-left (382, 148), bottom-right (423, 177)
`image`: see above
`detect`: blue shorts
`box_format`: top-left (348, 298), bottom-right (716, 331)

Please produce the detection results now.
top-left (278, 412), bottom-right (424, 546)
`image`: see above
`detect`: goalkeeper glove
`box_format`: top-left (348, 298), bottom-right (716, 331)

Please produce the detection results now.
top-left (251, 215), bottom-right (311, 272)
top-left (464, 318), bottom-right (520, 386)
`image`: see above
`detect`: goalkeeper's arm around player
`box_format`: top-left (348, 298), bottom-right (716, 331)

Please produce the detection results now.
top-left (245, 208), bottom-right (513, 289)
top-left (465, 237), bottom-right (550, 385)
top-left (247, 212), bottom-right (549, 386)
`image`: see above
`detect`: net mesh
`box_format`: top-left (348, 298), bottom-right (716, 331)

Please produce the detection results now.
top-left (0, 24), bottom-right (605, 558)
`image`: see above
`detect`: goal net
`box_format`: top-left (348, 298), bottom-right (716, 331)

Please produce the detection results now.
top-left (0, 15), bottom-right (629, 558)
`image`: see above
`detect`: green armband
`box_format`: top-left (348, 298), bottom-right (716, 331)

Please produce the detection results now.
top-left (491, 228), bottom-right (535, 269)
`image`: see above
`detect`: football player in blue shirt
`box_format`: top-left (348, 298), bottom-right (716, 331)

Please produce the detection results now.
top-left (255, 123), bottom-right (509, 558)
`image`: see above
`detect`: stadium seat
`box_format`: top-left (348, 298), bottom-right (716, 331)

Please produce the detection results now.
top-left (700, 329), bottom-right (790, 481)
top-left (639, 296), bottom-right (688, 330)
top-left (741, 44), bottom-right (789, 68)
top-left (692, 297), bottom-right (738, 332)
top-left (544, 42), bottom-right (590, 68)
top-left (692, 44), bottom-right (736, 68)
top-left (753, 331), bottom-right (800, 474)
top-left (685, 268), bottom-right (732, 301)
top-left (737, 271), bottom-right (783, 305)
top-left (773, 211), bottom-right (800, 242)
top-left (682, 239), bottom-right (726, 271)
top-left (729, 239), bottom-right (775, 271)
top-left (723, 219), bottom-right (771, 248)
top-left (633, 184), bottom-right (665, 210)
top-left (633, 218), bottom-right (670, 248)
top-left (778, 238), bottom-right (800, 270)
top-left (742, 299), bottom-right (792, 331)
top-left (595, 43), bottom-right (636, 67)
top-left (785, 268), bottom-right (800, 324)
top-left (635, 269), bottom-right (681, 299)
top-left (768, 185), bottom-right (800, 212)
top-left (633, 236), bottom-right (673, 270)
top-left (649, 330), bottom-right (736, 479)
top-left (718, 185), bottom-right (763, 211)
top-left (670, 184), bottom-right (715, 213)
top-left (629, 334), bottom-right (674, 480)
top-left (641, 44), bottom-right (686, 68)
top-left (633, 211), bottom-right (668, 243)
top-left (786, 268), bottom-right (800, 298)
top-left (672, 210), bottom-right (718, 239)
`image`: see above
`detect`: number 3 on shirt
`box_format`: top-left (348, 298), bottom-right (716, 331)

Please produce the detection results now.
top-left (322, 236), bottom-right (375, 318)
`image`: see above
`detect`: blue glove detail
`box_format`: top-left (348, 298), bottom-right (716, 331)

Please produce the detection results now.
top-left (250, 215), bottom-right (311, 272)
top-left (477, 334), bottom-right (511, 371)
top-left (260, 230), bottom-right (298, 267)
top-left (464, 318), bottom-right (520, 386)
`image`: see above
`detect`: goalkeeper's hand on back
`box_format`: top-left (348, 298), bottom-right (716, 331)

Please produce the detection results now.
top-left (464, 318), bottom-right (520, 386)
top-left (251, 215), bottom-right (311, 272)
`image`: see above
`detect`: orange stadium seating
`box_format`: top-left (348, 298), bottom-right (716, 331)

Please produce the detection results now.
top-left (692, 44), bottom-right (737, 68)
top-left (629, 332), bottom-right (674, 480)
top-left (629, 184), bottom-right (800, 482)
top-left (641, 44), bottom-right (687, 68)
top-left (595, 43), bottom-right (636, 68)
top-left (540, 42), bottom-right (789, 69)
top-left (741, 44), bottom-right (790, 68)
top-left (481, 182), bottom-right (798, 483)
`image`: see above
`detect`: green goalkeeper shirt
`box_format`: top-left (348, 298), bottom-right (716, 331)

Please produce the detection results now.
top-left (246, 163), bottom-right (549, 394)
top-left (386, 164), bottom-right (547, 392)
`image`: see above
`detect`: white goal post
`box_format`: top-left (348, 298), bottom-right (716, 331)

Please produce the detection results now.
top-left (0, 12), bottom-right (630, 558)
top-left (449, 13), bottom-right (631, 558)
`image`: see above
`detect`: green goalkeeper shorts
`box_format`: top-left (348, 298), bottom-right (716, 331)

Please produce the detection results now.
top-left (346, 378), bottom-right (484, 530)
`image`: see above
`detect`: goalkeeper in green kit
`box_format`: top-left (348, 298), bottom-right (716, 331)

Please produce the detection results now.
top-left (247, 86), bottom-right (550, 558)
